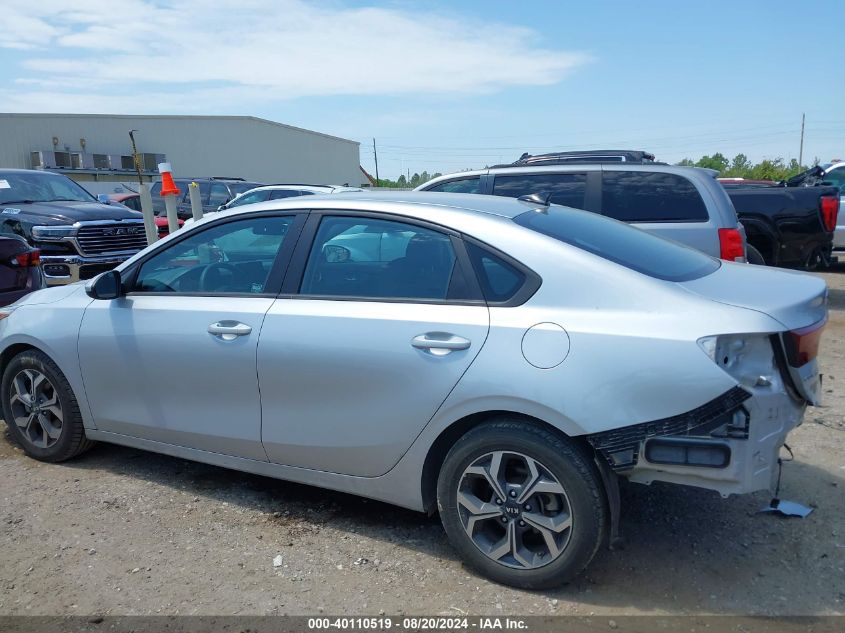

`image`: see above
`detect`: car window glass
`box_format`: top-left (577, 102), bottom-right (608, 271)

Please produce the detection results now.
top-left (602, 171), bottom-right (708, 222)
top-left (824, 168), bottom-right (845, 193)
top-left (426, 177), bottom-right (482, 193)
top-left (514, 206), bottom-right (719, 282)
top-left (301, 216), bottom-right (456, 301)
top-left (465, 242), bottom-right (525, 302)
top-left (493, 173), bottom-right (587, 208)
top-left (231, 190), bottom-right (271, 206)
top-left (133, 216), bottom-right (292, 294)
top-left (208, 183), bottom-right (230, 207)
top-left (269, 190), bottom-right (303, 200)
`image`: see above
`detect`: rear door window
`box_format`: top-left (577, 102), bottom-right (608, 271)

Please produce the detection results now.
top-left (601, 171), bottom-right (708, 222)
top-left (300, 216), bottom-right (458, 301)
top-left (492, 173), bottom-right (587, 208)
top-left (425, 177), bottom-right (482, 193)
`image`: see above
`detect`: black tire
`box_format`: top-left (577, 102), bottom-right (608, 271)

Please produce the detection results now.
top-left (437, 419), bottom-right (606, 589)
top-left (746, 244), bottom-right (766, 266)
top-left (804, 246), bottom-right (826, 271)
top-left (1, 349), bottom-right (94, 462)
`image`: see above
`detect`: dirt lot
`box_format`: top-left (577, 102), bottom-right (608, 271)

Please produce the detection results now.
top-left (1, 269), bottom-right (844, 617)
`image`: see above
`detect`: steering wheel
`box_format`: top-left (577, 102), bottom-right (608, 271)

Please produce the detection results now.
top-left (199, 262), bottom-right (240, 292)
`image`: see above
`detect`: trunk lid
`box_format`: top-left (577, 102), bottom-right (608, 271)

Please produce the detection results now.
top-left (679, 261), bottom-right (827, 404)
top-left (678, 261), bottom-right (827, 331)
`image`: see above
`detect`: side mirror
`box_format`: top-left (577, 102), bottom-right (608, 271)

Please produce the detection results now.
top-left (97, 194), bottom-right (111, 204)
top-left (85, 270), bottom-right (123, 300)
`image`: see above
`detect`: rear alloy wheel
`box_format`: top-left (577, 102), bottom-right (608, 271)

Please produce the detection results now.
top-left (1, 350), bottom-right (94, 462)
top-left (437, 421), bottom-right (606, 589)
top-left (457, 451), bottom-right (573, 569)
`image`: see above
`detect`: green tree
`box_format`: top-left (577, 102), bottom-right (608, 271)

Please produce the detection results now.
top-left (696, 153), bottom-right (729, 172)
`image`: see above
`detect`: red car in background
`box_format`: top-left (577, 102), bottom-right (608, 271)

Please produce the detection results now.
top-left (109, 193), bottom-right (184, 238)
top-left (0, 235), bottom-right (44, 307)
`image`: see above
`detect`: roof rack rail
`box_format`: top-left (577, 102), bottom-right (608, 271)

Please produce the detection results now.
top-left (209, 176), bottom-right (246, 181)
top-left (493, 150), bottom-right (661, 168)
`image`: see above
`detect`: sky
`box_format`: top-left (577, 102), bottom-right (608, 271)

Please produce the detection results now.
top-left (1, 0), bottom-right (843, 180)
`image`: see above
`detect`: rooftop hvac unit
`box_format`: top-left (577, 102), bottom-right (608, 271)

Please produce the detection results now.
top-left (75, 153), bottom-right (97, 169)
top-left (54, 152), bottom-right (72, 169)
top-left (120, 155), bottom-right (136, 170)
top-left (92, 154), bottom-right (110, 169)
top-left (31, 151), bottom-right (58, 169)
top-left (141, 153), bottom-right (166, 171)
top-left (69, 152), bottom-right (85, 169)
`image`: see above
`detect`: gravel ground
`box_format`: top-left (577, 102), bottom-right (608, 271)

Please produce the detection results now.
top-left (1, 268), bottom-right (844, 617)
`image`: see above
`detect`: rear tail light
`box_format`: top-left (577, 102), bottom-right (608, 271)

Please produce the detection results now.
top-left (718, 228), bottom-right (745, 261)
top-left (12, 249), bottom-right (40, 267)
top-left (784, 318), bottom-right (826, 368)
top-left (820, 195), bottom-right (839, 233)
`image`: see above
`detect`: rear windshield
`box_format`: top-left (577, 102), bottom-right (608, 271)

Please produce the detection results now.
top-left (513, 206), bottom-right (720, 282)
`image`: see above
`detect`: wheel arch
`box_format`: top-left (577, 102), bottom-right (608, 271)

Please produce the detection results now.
top-left (419, 410), bottom-right (593, 514)
top-left (0, 342), bottom-right (42, 379)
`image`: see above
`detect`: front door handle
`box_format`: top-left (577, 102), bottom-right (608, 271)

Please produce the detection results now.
top-left (208, 320), bottom-right (252, 341)
top-left (411, 332), bottom-right (471, 355)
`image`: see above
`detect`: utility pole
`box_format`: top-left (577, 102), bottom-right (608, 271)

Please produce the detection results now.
top-left (799, 113), bottom-right (805, 167)
top-left (372, 138), bottom-right (379, 186)
top-left (129, 130), bottom-right (143, 188)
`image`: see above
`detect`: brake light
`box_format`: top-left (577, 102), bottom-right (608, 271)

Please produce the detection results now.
top-left (12, 250), bottom-right (40, 267)
top-left (820, 195), bottom-right (839, 233)
top-left (718, 228), bottom-right (745, 261)
top-left (784, 318), bottom-right (826, 368)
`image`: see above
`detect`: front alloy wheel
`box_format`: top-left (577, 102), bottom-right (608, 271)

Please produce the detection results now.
top-left (1, 349), bottom-right (94, 462)
top-left (9, 369), bottom-right (64, 449)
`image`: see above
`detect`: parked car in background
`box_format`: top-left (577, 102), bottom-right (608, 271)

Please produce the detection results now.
top-left (0, 192), bottom-right (826, 589)
top-left (109, 193), bottom-right (184, 238)
top-left (719, 169), bottom-right (839, 269)
top-left (820, 160), bottom-right (845, 251)
top-left (218, 184), bottom-right (365, 212)
top-left (0, 169), bottom-right (146, 285)
top-left (0, 234), bottom-right (44, 306)
top-left (149, 177), bottom-right (264, 219)
top-left (416, 150), bottom-right (748, 262)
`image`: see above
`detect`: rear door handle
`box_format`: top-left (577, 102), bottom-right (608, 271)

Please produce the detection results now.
top-left (411, 332), bottom-right (471, 355)
top-left (208, 320), bottom-right (252, 341)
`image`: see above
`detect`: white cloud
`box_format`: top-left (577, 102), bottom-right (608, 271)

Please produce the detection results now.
top-left (1, 0), bottom-right (590, 112)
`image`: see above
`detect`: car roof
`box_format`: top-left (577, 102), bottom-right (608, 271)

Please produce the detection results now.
top-left (203, 191), bottom-right (546, 222)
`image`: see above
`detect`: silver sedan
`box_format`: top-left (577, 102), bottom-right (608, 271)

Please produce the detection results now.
top-left (0, 192), bottom-right (827, 588)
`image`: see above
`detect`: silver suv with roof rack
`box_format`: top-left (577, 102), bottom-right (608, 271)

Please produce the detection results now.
top-left (417, 150), bottom-right (748, 262)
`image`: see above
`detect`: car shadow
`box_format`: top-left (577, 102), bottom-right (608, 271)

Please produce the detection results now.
top-left (3, 425), bottom-right (842, 614)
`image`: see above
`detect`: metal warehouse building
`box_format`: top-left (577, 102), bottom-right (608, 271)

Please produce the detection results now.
top-left (0, 113), bottom-right (367, 189)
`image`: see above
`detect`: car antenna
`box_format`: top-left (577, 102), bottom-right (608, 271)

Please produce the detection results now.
top-left (517, 191), bottom-right (552, 207)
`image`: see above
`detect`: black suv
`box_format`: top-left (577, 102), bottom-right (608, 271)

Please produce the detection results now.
top-left (149, 177), bottom-right (264, 219)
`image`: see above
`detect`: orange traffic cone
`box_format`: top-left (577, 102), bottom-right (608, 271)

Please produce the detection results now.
top-left (158, 162), bottom-right (181, 197)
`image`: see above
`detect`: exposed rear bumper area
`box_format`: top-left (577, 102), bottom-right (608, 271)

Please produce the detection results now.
top-left (590, 380), bottom-right (806, 497)
top-left (41, 253), bottom-right (133, 286)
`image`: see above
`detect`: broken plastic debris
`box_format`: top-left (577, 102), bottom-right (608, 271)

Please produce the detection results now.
top-left (759, 498), bottom-right (813, 518)
top-left (272, 554), bottom-right (283, 568)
